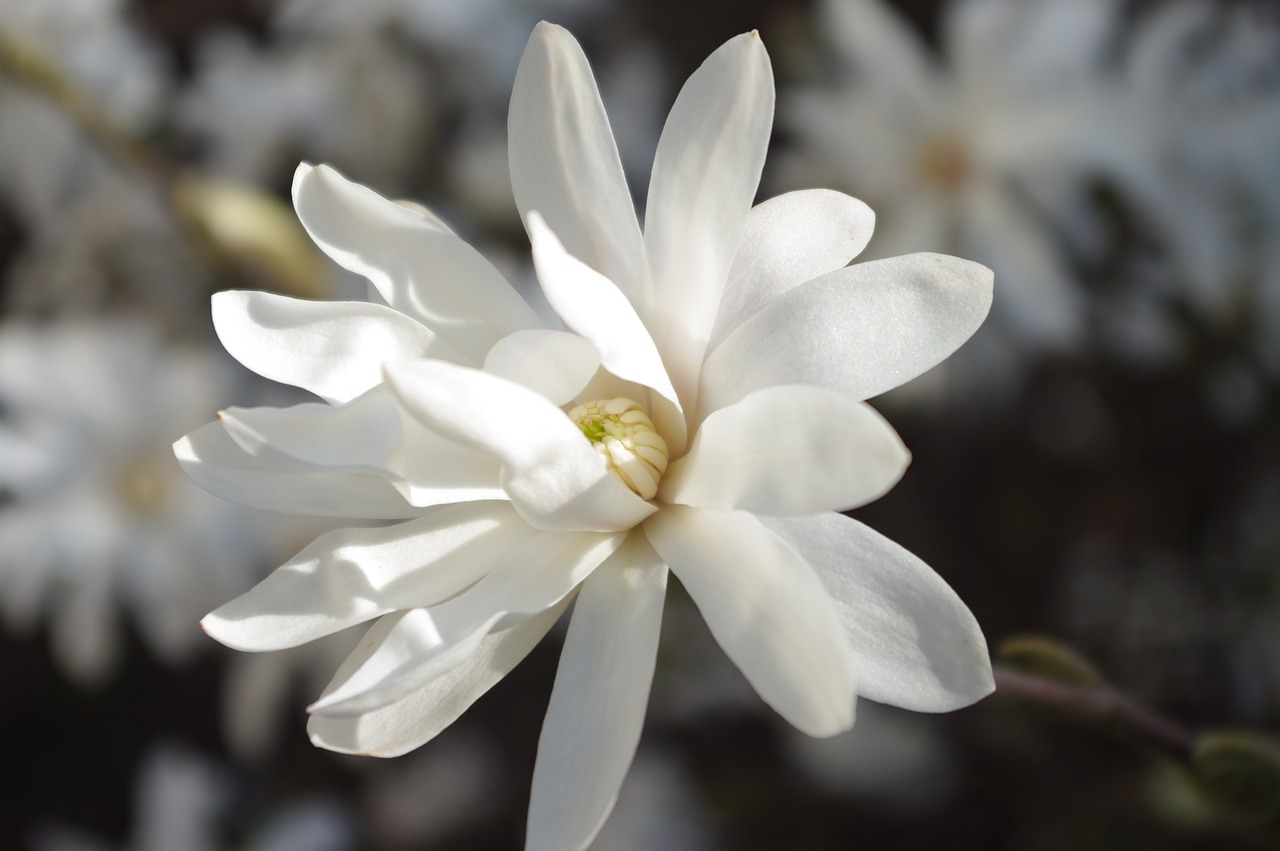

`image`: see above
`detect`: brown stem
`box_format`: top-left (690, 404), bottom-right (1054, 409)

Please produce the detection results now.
top-left (993, 665), bottom-right (1197, 761)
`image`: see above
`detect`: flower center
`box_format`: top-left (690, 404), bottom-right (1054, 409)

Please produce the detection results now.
top-left (568, 397), bottom-right (668, 500)
top-left (917, 135), bottom-right (970, 193)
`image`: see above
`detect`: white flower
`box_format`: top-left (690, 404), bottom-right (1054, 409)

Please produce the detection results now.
top-left (785, 0), bottom-right (1113, 357)
top-left (179, 23), bottom-right (995, 851)
top-left (0, 320), bottom-right (274, 682)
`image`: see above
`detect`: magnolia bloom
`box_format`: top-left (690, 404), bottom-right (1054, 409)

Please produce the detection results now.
top-left (178, 23), bottom-right (995, 851)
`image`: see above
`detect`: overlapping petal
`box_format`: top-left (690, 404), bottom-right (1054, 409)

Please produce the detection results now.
top-left (641, 30), bottom-right (774, 408)
top-left (660, 385), bottom-right (909, 515)
top-left (510, 22), bottom-right (644, 296)
top-left (527, 533), bottom-right (667, 851)
top-left (384, 360), bottom-right (655, 532)
top-left (762, 513), bottom-right (994, 712)
top-left (700, 253), bottom-right (994, 414)
top-left (175, 422), bottom-right (418, 520)
top-left (644, 506), bottom-right (856, 737)
top-left (212, 289), bottom-right (467, 404)
top-left (292, 163), bottom-right (542, 362)
top-left (482, 329), bottom-right (600, 406)
top-left (218, 385), bottom-right (505, 508)
top-left (709, 189), bottom-right (876, 350)
top-left (308, 602), bottom-right (569, 758)
top-left (527, 213), bottom-right (686, 454)
top-left (201, 502), bottom-right (536, 652)
top-left (309, 529), bottom-right (622, 716)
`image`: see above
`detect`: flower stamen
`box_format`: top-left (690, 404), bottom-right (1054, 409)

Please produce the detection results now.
top-left (568, 397), bottom-right (668, 499)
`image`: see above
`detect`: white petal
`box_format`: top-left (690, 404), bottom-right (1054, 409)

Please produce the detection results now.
top-left (308, 602), bottom-right (567, 757)
top-left (483, 329), bottom-right (600, 406)
top-left (292, 163), bottom-right (542, 362)
top-left (201, 502), bottom-right (536, 651)
top-left (175, 422), bottom-right (418, 520)
top-left (700, 253), bottom-right (994, 414)
top-left (762, 513), bottom-right (994, 712)
top-left (527, 213), bottom-right (686, 454)
top-left (527, 533), bottom-right (667, 851)
top-left (509, 23), bottom-right (644, 295)
top-left (641, 31), bottom-right (774, 409)
top-left (309, 530), bottom-right (622, 716)
top-left (660, 386), bottom-right (910, 515)
top-left (384, 360), bottom-right (655, 532)
top-left (211, 290), bottom-right (467, 404)
top-left (709, 189), bottom-right (876, 350)
top-left (644, 506), bottom-right (855, 737)
top-left (218, 386), bottom-right (505, 508)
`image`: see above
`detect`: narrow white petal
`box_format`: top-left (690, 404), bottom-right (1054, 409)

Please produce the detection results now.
top-left (528, 213), bottom-right (686, 454)
top-left (709, 189), bottom-right (875, 350)
top-left (218, 385), bottom-right (505, 508)
top-left (308, 601), bottom-right (567, 757)
top-left (700, 253), bottom-right (994, 414)
top-left (384, 360), bottom-right (655, 532)
top-left (762, 513), bottom-right (994, 712)
top-left (483, 329), bottom-right (601, 406)
top-left (175, 422), bottom-right (418, 520)
top-left (644, 506), bottom-right (855, 737)
top-left (201, 503), bottom-right (536, 652)
top-left (292, 163), bottom-right (542, 362)
top-left (308, 530), bottom-right (623, 716)
top-left (641, 31), bottom-right (774, 409)
top-left (212, 289), bottom-right (468, 404)
top-left (510, 23), bottom-right (644, 295)
top-left (660, 386), bottom-right (910, 515)
top-left (527, 533), bottom-right (667, 851)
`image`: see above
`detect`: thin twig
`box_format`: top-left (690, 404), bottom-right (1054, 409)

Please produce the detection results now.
top-left (993, 665), bottom-right (1197, 761)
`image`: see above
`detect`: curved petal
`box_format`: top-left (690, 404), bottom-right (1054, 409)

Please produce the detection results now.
top-left (308, 601), bottom-right (568, 757)
top-left (700, 253), bottom-right (994, 414)
top-left (709, 189), bottom-right (875, 350)
top-left (527, 533), bottom-right (667, 851)
top-left (308, 529), bottom-right (622, 716)
top-left (218, 386), bottom-right (505, 508)
top-left (509, 22), bottom-right (644, 295)
top-left (644, 506), bottom-right (855, 737)
top-left (174, 422), bottom-right (418, 520)
top-left (528, 213), bottom-right (686, 454)
top-left (660, 386), bottom-right (909, 515)
top-left (762, 513), bottom-right (994, 712)
top-left (483, 329), bottom-right (600, 406)
top-left (201, 502), bottom-right (537, 652)
top-left (292, 163), bottom-right (542, 362)
top-left (641, 31), bottom-right (774, 409)
top-left (212, 290), bottom-right (467, 404)
top-left (384, 360), bottom-right (655, 532)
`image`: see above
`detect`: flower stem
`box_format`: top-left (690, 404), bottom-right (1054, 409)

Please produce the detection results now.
top-left (992, 665), bottom-right (1196, 760)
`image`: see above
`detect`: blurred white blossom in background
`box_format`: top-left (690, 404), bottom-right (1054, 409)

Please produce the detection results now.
top-left (784, 0), bottom-right (1113, 378)
top-left (0, 320), bottom-right (293, 682)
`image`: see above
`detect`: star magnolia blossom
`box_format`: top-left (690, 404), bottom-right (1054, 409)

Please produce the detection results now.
top-left (176, 23), bottom-right (996, 851)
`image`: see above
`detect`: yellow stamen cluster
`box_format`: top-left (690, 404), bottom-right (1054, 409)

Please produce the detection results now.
top-left (568, 397), bottom-right (668, 500)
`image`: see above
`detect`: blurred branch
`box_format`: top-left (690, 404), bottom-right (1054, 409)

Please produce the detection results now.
top-left (0, 25), bottom-right (169, 181)
top-left (994, 637), bottom-right (1280, 832)
top-left (0, 26), bottom-right (322, 298)
top-left (993, 665), bottom-right (1196, 760)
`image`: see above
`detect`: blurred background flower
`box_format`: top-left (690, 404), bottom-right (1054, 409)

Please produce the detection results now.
top-left (1, 0), bottom-right (1278, 849)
